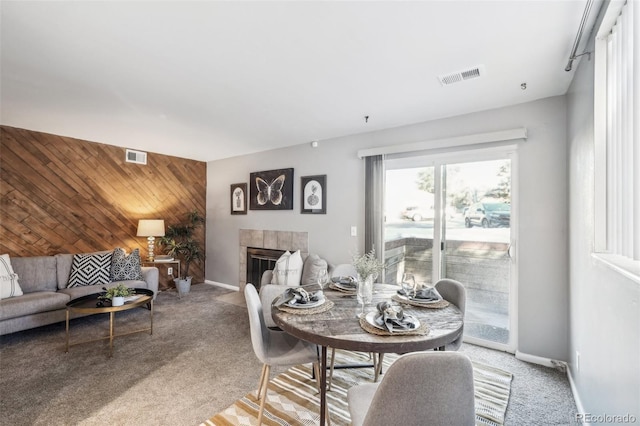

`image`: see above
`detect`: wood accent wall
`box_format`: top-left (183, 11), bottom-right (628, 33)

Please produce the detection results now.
top-left (0, 126), bottom-right (207, 288)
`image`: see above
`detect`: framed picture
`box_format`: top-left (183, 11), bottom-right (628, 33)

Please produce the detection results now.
top-left (249, 168), bottom-right (294, 210)
top-left (230, 183), bottom-right (247, 215)
top-left (301, 175), bottom-right (326, 214)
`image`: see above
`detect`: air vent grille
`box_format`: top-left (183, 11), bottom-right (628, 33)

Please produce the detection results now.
top-left (125, 149), bottom-right (147, 165)
top-left (438, 65), bottom-right (485, 86)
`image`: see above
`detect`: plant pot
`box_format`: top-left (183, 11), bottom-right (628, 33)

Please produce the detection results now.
top-left (176, 277), bottom-right (192, 296)
top-left (111, 296), bottom-right (124, 307)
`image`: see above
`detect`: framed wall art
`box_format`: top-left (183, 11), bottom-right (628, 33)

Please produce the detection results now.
top-left (249, 168), bottom-right (294, 210)
top-left (230, 183), bottom-right (247, 215)
top-left (301, 175), bottom-right (326, 214)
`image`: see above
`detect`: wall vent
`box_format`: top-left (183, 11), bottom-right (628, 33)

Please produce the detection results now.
top-left (438, 65), bottom-right (485, 86)
top-left (125, 149), bottom-right (147, 165)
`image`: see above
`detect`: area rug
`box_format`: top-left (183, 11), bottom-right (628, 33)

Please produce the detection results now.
top-left (202, 350), bottom-right (513, 426)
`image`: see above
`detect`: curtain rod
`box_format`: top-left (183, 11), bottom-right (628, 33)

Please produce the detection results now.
top-left (357, 128), bottom-right (527, 159)
top-left (565, 0), bottom-right (595, 72)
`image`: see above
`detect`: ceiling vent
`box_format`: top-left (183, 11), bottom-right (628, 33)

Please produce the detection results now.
top-left (125, 149), bottom-right (147, 165)
top-left (438, 65), bottom-right (485, 86)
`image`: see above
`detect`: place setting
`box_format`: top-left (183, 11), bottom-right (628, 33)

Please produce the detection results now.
top-left (359, 300), bottom-right (429, 336)
top-left (329, 275), bottom-right (357, 294)
top-left (273, 286), bottom-right (334, 315)
top-left (392, 273), bottom-right (450, 309)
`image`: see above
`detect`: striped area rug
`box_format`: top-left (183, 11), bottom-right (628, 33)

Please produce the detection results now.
top-left (202, 350), bottom-right (513, 426)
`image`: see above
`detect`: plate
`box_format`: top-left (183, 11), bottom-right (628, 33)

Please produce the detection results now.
top-left (285, 295), bottom-right (326, 309)
top-left (334, 282), bottom-right (356, 291)
top-left (365, 311), bottom-right (420, 331)
top-left (396, 293), bottom-right (442, 305)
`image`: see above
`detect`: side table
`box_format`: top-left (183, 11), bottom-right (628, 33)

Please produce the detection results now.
top-left (142, 260), bottom-right (180, 291)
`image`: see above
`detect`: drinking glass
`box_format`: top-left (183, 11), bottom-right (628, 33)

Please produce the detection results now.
top-left (316, 269), bottom-right (329, 291)
top-left (401, 273), bottom-right (416, 298)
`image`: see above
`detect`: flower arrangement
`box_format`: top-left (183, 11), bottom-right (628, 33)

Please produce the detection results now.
top-left (99, 284), bottom-right (135, 300)
top-left (352, 249), bottom-right (385, 280)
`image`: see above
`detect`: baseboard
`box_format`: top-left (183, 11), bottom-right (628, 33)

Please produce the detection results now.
top-left (515, 350), bottom-right (567, 372)
top-left (567, 367), bottom-right (589, 425)
top-left (204, 280), bottom-right (239, 291)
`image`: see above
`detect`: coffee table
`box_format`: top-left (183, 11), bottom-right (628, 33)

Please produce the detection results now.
top-left (65, 288), bottom-right (154, 357)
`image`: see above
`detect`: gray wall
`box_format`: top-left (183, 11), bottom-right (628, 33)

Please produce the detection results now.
top-left (206, 95), bottom-right (569, 361)
top-left (566, 38), bottom-right (640, 417)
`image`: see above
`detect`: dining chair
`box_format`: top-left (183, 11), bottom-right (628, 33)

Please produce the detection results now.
top-left (244, 283), bottom-right (325, 425)
top-left (347, 352), bottom-right (476, 426)
top-left (259, 283), bottom-right (297, 330)
top-left (434, 278), bottom-right (466, 350)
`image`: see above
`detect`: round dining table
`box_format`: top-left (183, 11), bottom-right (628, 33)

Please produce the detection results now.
top-left (271, 283), bottom-right (464, 425)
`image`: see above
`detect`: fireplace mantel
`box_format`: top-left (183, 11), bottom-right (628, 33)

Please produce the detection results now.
top-left (239, 229), bottom-right (308, 290)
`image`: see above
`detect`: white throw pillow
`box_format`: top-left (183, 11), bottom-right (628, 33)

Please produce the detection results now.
top-left (0, 254), bottom-right (24, 299)
top-left (271, 250), bottom-right (304, 286)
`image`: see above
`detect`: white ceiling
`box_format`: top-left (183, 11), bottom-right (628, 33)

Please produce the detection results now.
top-left (1, 1), bottom-right (591, 162)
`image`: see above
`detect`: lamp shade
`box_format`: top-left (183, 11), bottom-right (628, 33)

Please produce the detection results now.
top-left (136, 220), bottom-right (165, 237)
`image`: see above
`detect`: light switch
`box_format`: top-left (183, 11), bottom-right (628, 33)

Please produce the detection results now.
top-left (350, 226), bottom-right (357, 237)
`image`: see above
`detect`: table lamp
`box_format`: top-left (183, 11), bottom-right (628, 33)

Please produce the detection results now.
top-left (136, 219), bottom-right (165, 262)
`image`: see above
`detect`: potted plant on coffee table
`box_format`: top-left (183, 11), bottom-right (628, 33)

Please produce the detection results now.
top-left (99, 284), bottom-right (135, 306)
top-left (159, 210), bottom-right (205, 296)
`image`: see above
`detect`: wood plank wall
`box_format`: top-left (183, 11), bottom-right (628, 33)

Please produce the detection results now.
top-left (0, 126), bottom-right (207, 288)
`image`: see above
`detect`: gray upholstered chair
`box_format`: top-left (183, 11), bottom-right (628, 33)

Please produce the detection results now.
top-left (259, 284), bottom-right (297, 330)
top-left (347, 352), bottom-right (476, 426)
top-left (244, 284), bottom-right (322, 425)
top-left (434, 278), bottom-right (466, 350)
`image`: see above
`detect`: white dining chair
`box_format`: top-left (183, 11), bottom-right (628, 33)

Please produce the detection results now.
top-left (434, 278), bottom-right (466, 351)
top-left (347, 352), bottom-right (476, 426)
top-left (244, 283), bottom-right (325, 425)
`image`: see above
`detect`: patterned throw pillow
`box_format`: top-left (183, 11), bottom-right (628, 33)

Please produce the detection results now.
top-left (67, 252), bottom-right (113, 287)
top-left (0, 254), bottom-right (24, 299)
top-left (110, 248), bottom-right (143, 281)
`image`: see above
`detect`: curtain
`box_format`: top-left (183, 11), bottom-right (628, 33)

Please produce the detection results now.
top-left (364, 155), bottom-right (385, 281)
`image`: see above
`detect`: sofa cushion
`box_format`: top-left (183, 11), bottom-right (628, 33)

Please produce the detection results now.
top-left (0, 291), bottom-right (70, 321)
top-left (0, 254), bottom-right (24, 299)
top-left (55, 254), bottom-right (74, 289)
top-left (9, 255), bottom-right (57, 294)
top-left (300, 253), bottom-right (329, 286)
top-left (58, 280), bottom-right (148, 300)
top-left (110, 248), bottom-right (143, 281)
top-left (67, 252), bottom-right (113, 287)
top-left (271, 250), bottom-right (304, 286)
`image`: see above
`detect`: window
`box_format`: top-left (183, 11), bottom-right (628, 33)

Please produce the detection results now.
top-left (594, 0), bottom-right (639, 276)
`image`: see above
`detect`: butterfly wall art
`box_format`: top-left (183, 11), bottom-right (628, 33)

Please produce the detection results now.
top-left (249, 168), bottom-right (294, 210)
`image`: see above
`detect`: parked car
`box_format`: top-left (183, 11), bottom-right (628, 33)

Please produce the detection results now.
top-left (400, 204), bottom-right (434, 222)
top-left (464, 202), bottom-right (510, 228)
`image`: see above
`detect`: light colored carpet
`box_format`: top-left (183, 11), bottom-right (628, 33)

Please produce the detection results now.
top-left (204, 350), bottom-right (513, 426)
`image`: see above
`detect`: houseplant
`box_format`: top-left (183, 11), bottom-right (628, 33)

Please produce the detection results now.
top-left (159, 210), bottom-right (205, 295)
top-left (99, 284), bottom-right (135, 306)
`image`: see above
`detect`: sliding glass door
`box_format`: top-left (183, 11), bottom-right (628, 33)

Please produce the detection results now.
top-left (384, 149), bottom-right (516, 351)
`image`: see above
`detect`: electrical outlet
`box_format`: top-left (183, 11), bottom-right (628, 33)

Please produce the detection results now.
top-left (576, 351), bottom-right (580, 372)
top-left (168, 267), bottom-right (173, 276)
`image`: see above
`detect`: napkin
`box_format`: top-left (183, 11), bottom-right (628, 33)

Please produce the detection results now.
top-left (397, 286), bottom-right (442, 302)
top-left (374, 301), bottom-right (417, 333)
top-left (274, 287), bottom-right (323, 307)
top-left (331, 276), bottom-right (357, 288)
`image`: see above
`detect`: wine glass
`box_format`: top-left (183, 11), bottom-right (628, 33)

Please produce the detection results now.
top-left (401, 273), bottom-right (416, 299)
top-left (316, 269), bottom-right (329, 292)
top-left (356, 276), bottom-right (373, 318)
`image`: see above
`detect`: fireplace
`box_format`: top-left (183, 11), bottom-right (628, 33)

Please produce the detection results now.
top-left (239, 229), bottom-right (309, 290)
top-left (247, 247), bottom-right (285, 290)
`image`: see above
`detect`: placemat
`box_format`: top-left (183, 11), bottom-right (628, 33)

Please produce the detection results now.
top-left (358, 316), bottom-right (429, 336)
top-left (329, 282), bottom-right (356, 294)
top-left (276, 299), bottom-right (334, 315)
top-left (392, 294), bottom-right (450, 309)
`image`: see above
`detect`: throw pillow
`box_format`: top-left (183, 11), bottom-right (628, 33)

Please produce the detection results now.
top-left (110, 248), bottom-right (143, 281)
top-left (300, 253), bottom-right (329, 286)
top-left (67, 251), bottom-right (113, 287)
top-left (271, 250), bottom-right (304, 286)
top-left (0, 254), bottom-right (24, 299)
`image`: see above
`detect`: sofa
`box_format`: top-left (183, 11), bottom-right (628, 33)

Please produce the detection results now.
top-left (0, 253), bottom-right (159, 336)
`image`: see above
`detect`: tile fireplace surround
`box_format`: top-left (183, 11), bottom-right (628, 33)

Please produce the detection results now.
top-left (239, 229), bottom-right (309, 290)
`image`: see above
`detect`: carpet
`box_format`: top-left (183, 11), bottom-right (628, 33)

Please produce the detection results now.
top-left (202, 350), bottom-right (513, 426)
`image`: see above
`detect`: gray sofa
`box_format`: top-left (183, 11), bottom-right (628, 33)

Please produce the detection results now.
top-left (0, 254), bottom-right (159, 336)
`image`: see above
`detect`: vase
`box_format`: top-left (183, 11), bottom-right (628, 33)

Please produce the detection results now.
top-left (111, 296), bottom-right (124, 307)
top-left (356, 274), bottom-right (374, 306)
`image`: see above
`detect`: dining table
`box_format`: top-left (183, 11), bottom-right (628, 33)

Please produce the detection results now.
top-left (271, 283), bottom-right (464, 425)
